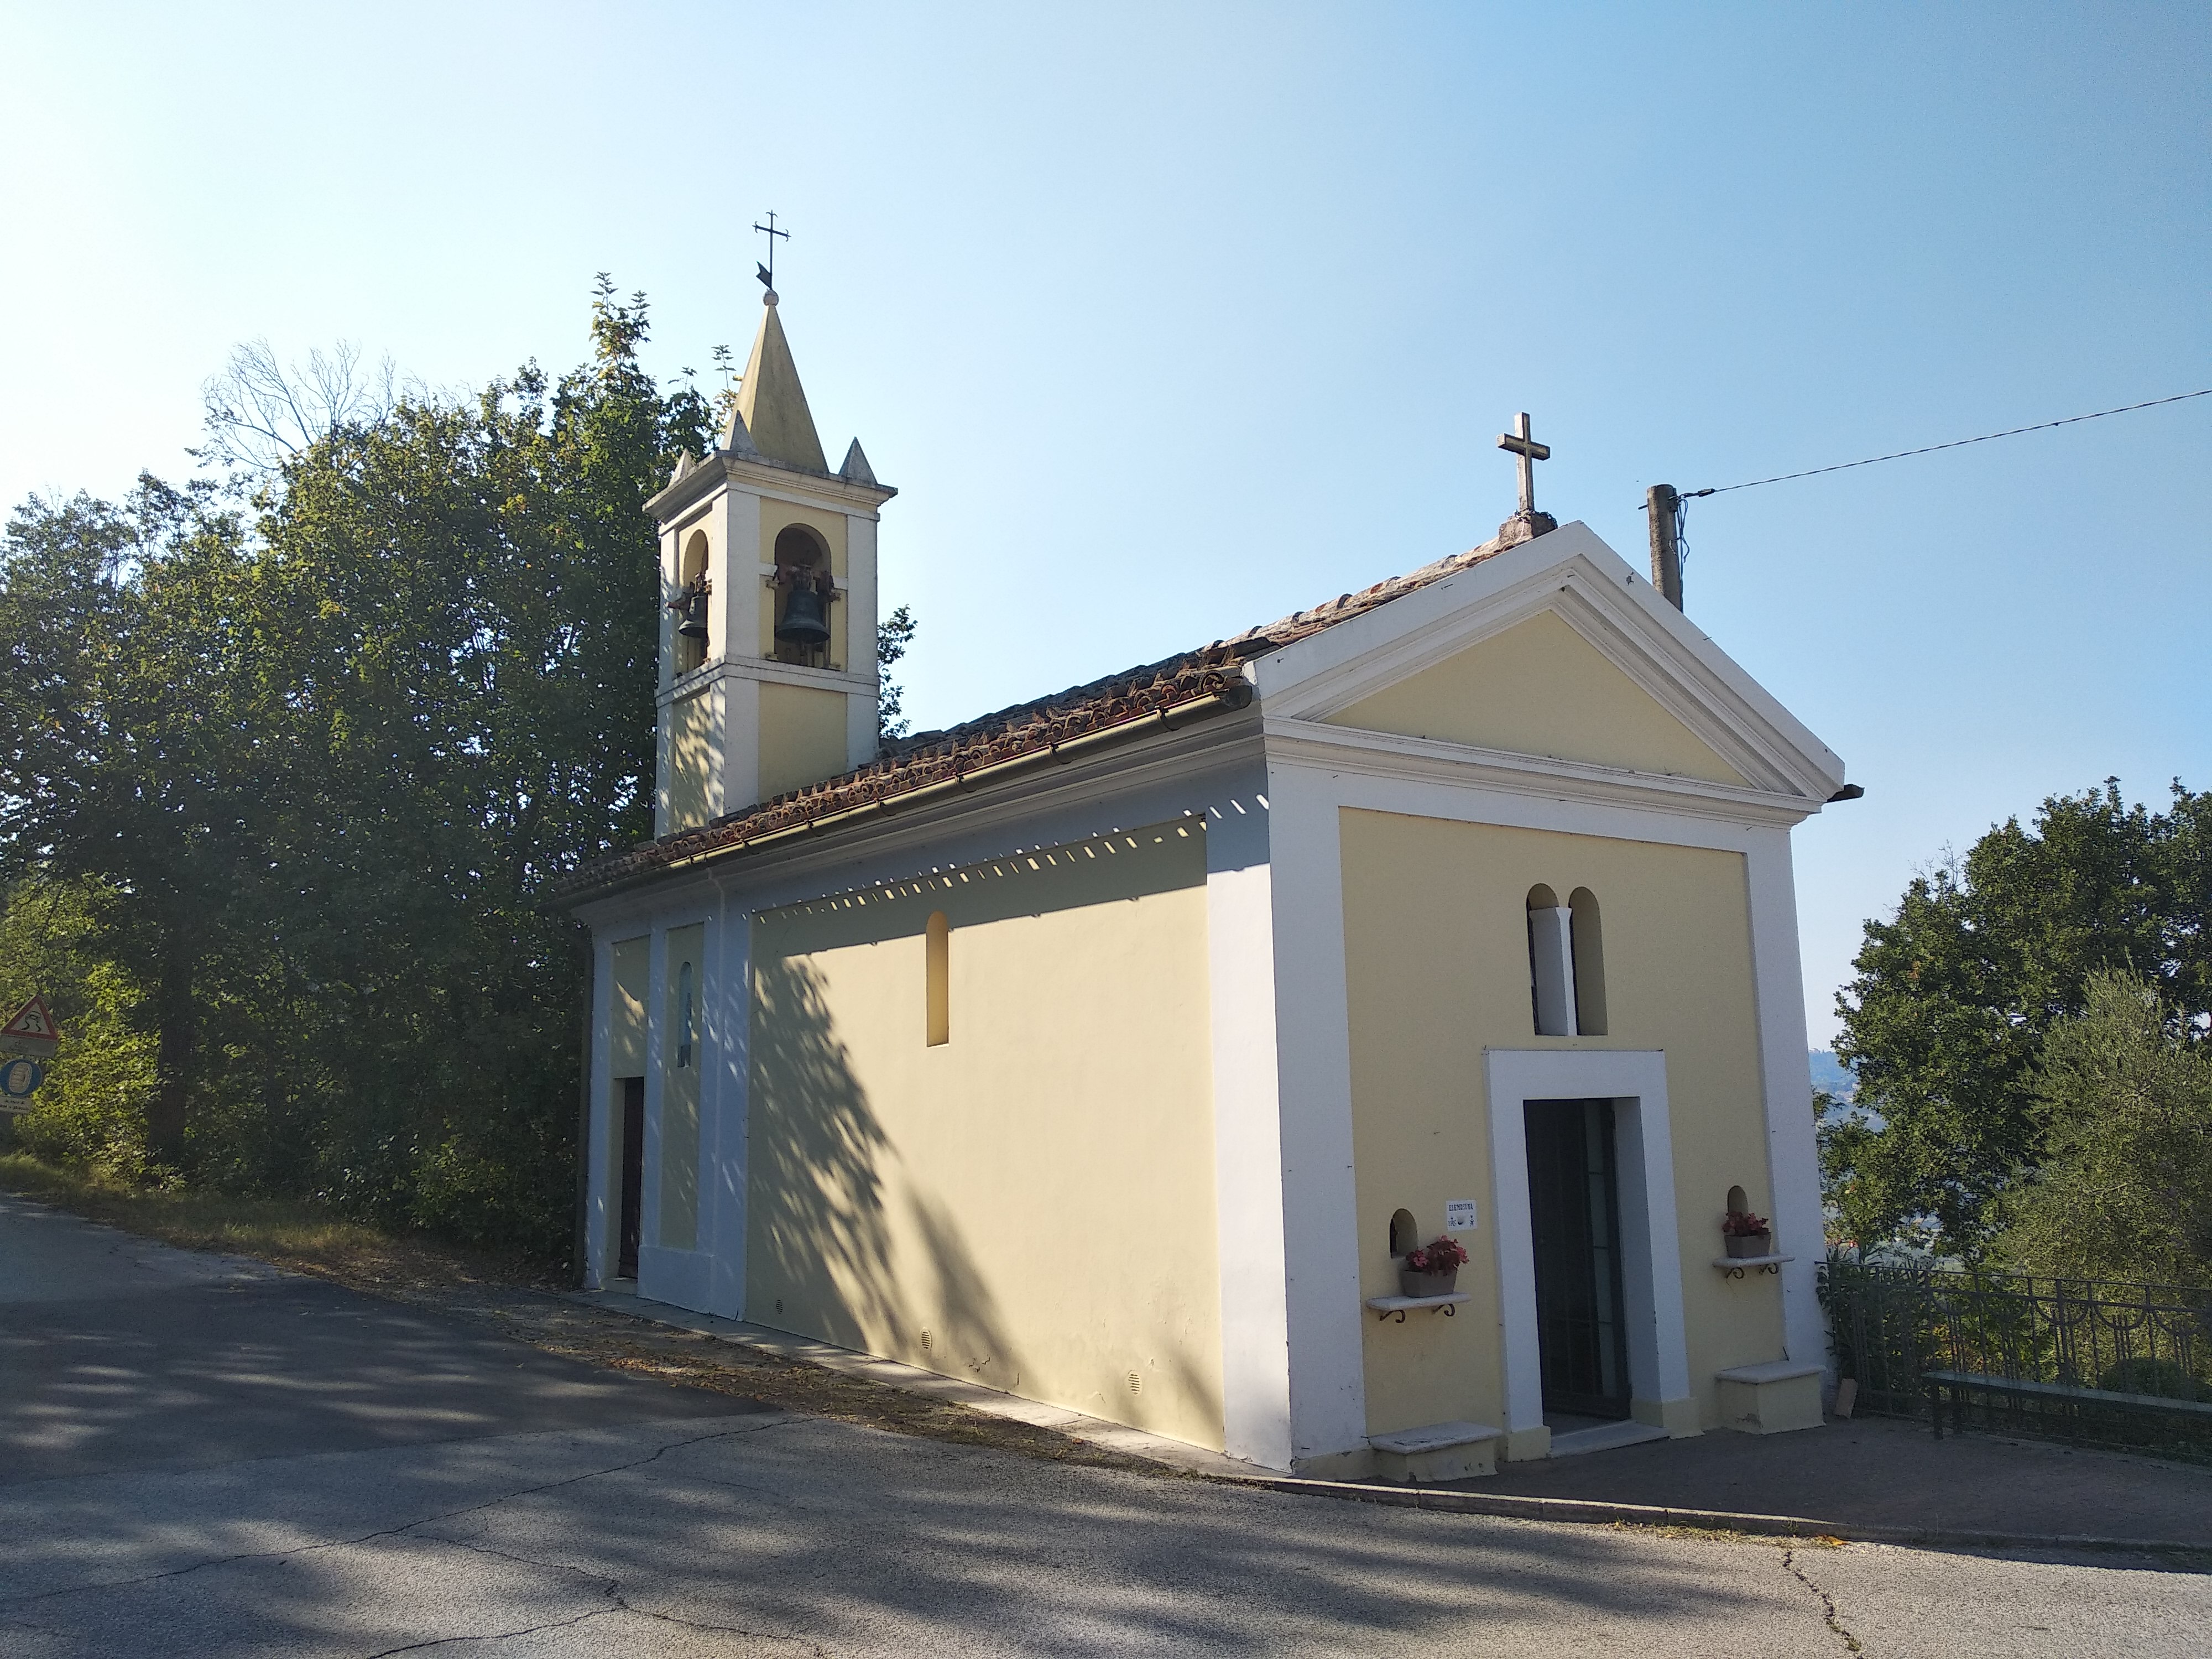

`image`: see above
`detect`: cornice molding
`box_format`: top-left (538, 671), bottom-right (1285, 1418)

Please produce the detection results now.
top-left (645, 450), bottom-right (896, 523)
top-left (1262, 717), bottom-right (1820, 829)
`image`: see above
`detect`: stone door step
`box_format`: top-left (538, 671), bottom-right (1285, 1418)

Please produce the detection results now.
top-left (1367, 1420), bottom-right (1503, 1484)
top-left (1548, 1420), bottom-right (1670, 1458)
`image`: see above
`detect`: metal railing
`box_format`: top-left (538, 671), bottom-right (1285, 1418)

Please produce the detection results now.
top-left (1820, 1254), bottom-right (2212, 1462)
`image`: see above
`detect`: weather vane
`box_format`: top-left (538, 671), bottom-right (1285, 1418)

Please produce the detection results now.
top-left (753, 212), bottom-right (790, 302)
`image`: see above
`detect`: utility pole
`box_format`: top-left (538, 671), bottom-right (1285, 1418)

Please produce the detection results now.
top-left (1645, 484), bottom-right (1683, 611)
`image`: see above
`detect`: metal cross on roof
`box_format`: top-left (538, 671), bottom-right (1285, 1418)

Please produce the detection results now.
top-left (1496, 411), bottom-right (1551, 518)
top-left (753, 212), bottom-right (790, 298)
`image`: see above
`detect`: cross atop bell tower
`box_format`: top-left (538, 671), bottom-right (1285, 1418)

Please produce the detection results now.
top-left (1494, 411), bottom-right (1558, 547)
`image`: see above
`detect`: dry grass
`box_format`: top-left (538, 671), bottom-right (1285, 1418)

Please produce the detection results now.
top-left (0, 1150), bottom-right (555, 1293)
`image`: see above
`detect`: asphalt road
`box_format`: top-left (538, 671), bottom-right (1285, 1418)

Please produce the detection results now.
top-left (3, 1194), bottom-right (2206, 1657)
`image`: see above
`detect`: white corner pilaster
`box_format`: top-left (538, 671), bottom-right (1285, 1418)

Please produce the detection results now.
top-left (1204, 771), bottom-right (1293, 1470)
top-left (705, 890), bottom-right (753, 1319)
top-left (582, 932), bottom-right (617, 1288)
top-left (1262, 765), bottom-right (1368, 1466)
top-left (639, 926), bottom-right (669, 1256)
top-left (1744, 826), bottom-right (1828, 1376)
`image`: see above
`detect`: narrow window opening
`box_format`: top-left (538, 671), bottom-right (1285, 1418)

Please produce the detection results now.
top-left (925, 911), bottom-right (950, 1046)
top-left (1388, 1208), bottom-right (1419, 1259)
top-left (1568, 887), bottom-right (1608, 1036)
top-left (676, 961), bottom-right (695, 1068)
top-left (1526, 885), bottom-right (1578, 1036)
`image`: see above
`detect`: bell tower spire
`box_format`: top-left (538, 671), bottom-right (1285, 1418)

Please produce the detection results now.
top-left (644, 251), bottom-right (896, 836)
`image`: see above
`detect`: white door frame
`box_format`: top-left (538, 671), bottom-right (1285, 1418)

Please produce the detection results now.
top-left (1485, 1048), bottom-right (1696, 1454)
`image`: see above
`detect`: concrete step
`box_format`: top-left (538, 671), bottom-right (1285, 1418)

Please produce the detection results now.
top-left (1367, 1420), bottom-right (1503, 1483)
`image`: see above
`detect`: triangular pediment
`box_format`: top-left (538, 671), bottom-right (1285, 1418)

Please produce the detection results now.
top-left (1254, 523), bottom-right (1846, 806)
top-left (1323, 608), bottom-right (1748, 785)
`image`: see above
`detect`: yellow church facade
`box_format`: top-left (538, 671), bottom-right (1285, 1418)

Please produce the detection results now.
top-left (567, 294), bottom-right (1849, 1478)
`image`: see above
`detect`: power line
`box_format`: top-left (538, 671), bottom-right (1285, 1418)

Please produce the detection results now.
top-left (1686, 388), bottom-right (2212, 498)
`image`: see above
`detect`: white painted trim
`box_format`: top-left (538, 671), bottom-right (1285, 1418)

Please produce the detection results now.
top-left (636, 1244), bottom-right (713, 1312)
top-left (1265, 719), bottom-right (1819, 828)
top-left (705, 888), bottom-right (753, 1319)
top-left (1484, 1049), bottom-right (1693, 1440)
top-left (583, 935), bottom-right (615, 1288)
top-left (1265, 769), bottom-right (1369, 1464)
top-left (1744, 826), bottom-right (1828, 1375)
top-left (639, 928), bottom-right (668, 1262)
top-left (1203, 766), bottom-right (1293, 1469)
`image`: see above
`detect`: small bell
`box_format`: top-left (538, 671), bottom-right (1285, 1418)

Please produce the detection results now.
top-left (676, 585), bottom-right (709, 641)
top-left (775, 582), bottom-right (832, 648)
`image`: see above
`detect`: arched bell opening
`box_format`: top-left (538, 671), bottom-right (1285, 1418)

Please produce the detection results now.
top-left (674, 529), bottom-right (711, 674)
top-left (771, 523), bottom-right (835, 667)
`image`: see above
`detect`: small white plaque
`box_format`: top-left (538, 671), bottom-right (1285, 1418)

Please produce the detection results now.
top-left (1445, 1199), bottom-right (1479, 1232)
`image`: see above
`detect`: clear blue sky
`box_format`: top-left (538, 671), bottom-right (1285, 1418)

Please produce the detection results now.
top-left (4, 3), bottom-right (2206, 1044)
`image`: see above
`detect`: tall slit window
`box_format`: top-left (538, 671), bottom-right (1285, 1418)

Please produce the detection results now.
top-left (1527, 885), bottom-right (1607, 1037)
top-left (1568, 888), bottom-right (1607, 1035)
top-left (1526, 885), bottom-right (1577, 1035)
top-left (676, 961), bottom-right (695, 1068)
top-left (925, 911), bottom-right (950, 1047)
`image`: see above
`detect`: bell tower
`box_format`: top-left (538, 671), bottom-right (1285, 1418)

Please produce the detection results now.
top-left (644, 288), bottom-right (896, 836)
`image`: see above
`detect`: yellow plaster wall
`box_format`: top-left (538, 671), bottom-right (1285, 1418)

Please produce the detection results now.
top-left (758, 682), bottom-right (851, 800)
top-left (667, 688), bottom-right (714, 832)
top-left (755, 501), bottom-right (850, 669)
top-left (1339, 809), bottom-right (1782, 1438)
top-left (610, 938), bottom-right (649, 1076)
top-left (1326, 610), bottom-right (1747, 786)
top-left (747, 822), bottom-right (1227, 1450)
top-left (659, 923), bottom-right (705, 1251)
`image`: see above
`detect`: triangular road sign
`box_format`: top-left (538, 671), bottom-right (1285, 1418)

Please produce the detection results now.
top-left (0, 994), bottom-right (60, 1056)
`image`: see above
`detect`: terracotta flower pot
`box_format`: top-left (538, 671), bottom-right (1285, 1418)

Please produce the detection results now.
top-left (1399, 1266), bottom-right (1459, 1297)
top-left (1724, 1232), bottom-right (1772, 1259)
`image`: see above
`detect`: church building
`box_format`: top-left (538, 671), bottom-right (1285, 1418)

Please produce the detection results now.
top-left (564, 285), bottom-right (1849, 1480)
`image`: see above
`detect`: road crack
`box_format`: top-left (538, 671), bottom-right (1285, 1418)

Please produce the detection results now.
top-left (1782, 1544), bottom-right (1863, 1654)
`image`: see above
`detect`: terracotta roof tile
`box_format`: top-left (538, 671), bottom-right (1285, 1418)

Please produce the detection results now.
top-left (562, 533), bottom-right (1511, 896)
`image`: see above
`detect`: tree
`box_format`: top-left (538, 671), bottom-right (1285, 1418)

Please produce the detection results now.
top-left (1996, 971), bottom-right (2212, 1287)
top-left (0, 279), bottom-right (712, 1258)
top-left (1829, 780), bottom-right (2211, 1256)
top-left (877, 604), bottom-right (918, 743)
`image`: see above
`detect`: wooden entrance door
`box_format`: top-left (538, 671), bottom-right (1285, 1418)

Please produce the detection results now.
top-left (1524, 1098), bottom-right (1632, 1420)
top-left (617, 1077), bottom-right (645, 1280)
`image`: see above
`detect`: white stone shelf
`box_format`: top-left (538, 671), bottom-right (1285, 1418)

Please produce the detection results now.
top-left (1365, 1292), bottom-right (1472, 1322)
top-left (1712, 1253), bottom-right (1794, 1278)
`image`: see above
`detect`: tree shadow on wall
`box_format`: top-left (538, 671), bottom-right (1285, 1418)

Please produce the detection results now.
top-left (747, 956), bottom-right (1023, 1391)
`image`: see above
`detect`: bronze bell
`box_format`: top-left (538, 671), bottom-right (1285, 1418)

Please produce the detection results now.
top-left (676, 584), bottom-right (709, 641)
top-left (776, 582), bottom-right (832, 648)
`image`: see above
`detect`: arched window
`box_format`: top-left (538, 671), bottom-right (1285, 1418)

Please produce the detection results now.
top-left (1388, 1208), bottom-right (1419, 1259)
top-left (1568, 887), bottom-right (1608, 1036)
top-left (676, 961), bottom-right (695, 1068)
top-left (925, 911), bottom-right (950, 1047)
top-left (1526, 885), bottom-right (1578, 1036)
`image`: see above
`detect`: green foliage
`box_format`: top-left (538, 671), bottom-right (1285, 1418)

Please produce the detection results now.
top-left (1996, 971), bottom-right (2212, 1287)
top-left (877, 603), bottom-right (918, 742)
top-left (0, 279), bottom-right (712, 1263)
top-left (1830, 781), bottom-right (2211, 1256)
top-left (0, 875), bottom-right (156, 1175)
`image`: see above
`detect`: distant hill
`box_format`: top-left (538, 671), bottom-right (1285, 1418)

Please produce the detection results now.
top-left (1810, 1050), bottom-right (1856, 1103)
